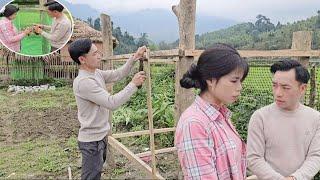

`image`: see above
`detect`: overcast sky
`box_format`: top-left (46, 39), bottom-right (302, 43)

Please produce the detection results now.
top-left (64, 0), bottom-right (320, 23)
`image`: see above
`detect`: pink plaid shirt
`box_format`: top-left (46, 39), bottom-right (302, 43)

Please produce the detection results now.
top-left (175, 96), bottom-right (246, 180)
top-left (0, 17), bottom-right (25, 52)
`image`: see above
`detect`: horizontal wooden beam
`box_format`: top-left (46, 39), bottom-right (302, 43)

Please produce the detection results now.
top-left (110, 58), bottom-right (176, 64)
top-left (104, 49), bottom-right (181, 61)
top-left (185, 49), bottom-right (320, 58)
top-left (136, 147), bottom-right (177, 158)
top-left (108, 136), bottom-right (165, 179)
top-left (112, 128), bottom-right (176, 139)
top-left (104, 49), bottom-right (320, 64)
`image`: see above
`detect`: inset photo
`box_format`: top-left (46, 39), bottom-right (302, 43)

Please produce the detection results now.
top-left (0, 0), bottom-right (74, 56)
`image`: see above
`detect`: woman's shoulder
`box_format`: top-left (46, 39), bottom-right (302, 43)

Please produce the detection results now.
top-left (179, 103), bottom-right (209, 125)
top-left (0, 18), bottom-right (10, 26)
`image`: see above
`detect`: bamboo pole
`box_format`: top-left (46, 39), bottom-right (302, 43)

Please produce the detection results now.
top-left (112, 127), bottom-right (176, 139)
top-left (144, 48), bottom-right (158, 178)
top-left (136, 147), bottom-right (177, 158)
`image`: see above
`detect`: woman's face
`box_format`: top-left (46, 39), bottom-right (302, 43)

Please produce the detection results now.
top-left (207, 68), bottom-right (244, 105)
top-left (8, 13), bottom-right (17, 20)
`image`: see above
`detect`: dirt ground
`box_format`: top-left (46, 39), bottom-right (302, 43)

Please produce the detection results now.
top-left (0, 87), bottom-right (182, 179)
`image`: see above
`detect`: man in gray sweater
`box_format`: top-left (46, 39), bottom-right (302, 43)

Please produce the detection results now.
top-left (34, 1), bottom-right (72, 52)
top-left (68, 38), bottom-right (146, 180)
top-left (247, 59), bottom-right (320, 180)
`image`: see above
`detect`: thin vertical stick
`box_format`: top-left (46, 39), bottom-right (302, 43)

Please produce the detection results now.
top-left (68, 166), bottom-right (72, 180)
top-left (309, 64), bottom-right (316, 108)
top-left (144, 48), bottom-right (157, 178)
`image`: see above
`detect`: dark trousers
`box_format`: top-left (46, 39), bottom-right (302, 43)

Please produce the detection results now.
top-left (78, 138), bottom-right (107, 180)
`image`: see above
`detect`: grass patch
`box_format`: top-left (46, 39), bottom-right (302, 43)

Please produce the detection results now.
top-left (0, 136), bottom-right (79, 179)
top-left (10, 87), bottom-right (77, 111)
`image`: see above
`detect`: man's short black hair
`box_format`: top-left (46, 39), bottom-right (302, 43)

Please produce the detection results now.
top-left (68, 39), bottom-right (92, 65)
top-left (270, 58), bottom-right (310, 84)
top-left (44, 1), bottom-right (64, 12)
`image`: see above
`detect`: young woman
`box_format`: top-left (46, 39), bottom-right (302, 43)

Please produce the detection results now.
top-left (0, 4), bottom-right (31, 52)
top-left (175, 43), bottom-right (249, 180)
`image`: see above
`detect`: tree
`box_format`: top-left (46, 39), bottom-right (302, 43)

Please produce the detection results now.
top-left (158, 41), bottom-right (171, 50)
top-left (94, 18), bottom-right (101, 31)
top-left (276, 21), bottom-right (282, 29)
top-left (87, 17), bottom-right (93, 27)
top-left (255, 14), bottom-right (275, 32)
top-left (137, 33), bottom-right (149, 47)
top-left (315, 10), bottom-right (320, 29)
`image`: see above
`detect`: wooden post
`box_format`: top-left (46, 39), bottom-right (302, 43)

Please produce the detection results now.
top-left (291, 31), bottom-right (312, 103)
top-left (100, 13), bottom-right (115, 167)
top-left (172, 0), bottom-right (196, 122)
top-left (39, 0), bottom-right (47, 53)
top-left (291, 31), bottom-right (312, 67)
top-left (309, 64), bottom-right (316, 108)
top-left (144, 48), bottom-right (158, 178)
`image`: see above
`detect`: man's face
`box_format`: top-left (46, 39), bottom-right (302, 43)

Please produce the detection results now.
top-left (80, 44), bottom-right (102, 70)
top-left (272, 69), bottom-right (307, 111)
top-left (47, 9), bottom-right (56, 17)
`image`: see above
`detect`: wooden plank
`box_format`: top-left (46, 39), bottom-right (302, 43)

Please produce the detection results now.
top-left (108, 136), bottom-right (165, 179)
top-left (112, 127), bottom-right (176, 139)
top-left (185, 49), bottom-right (320, 58)
top-left (144, 48), bottom-right (157, 178)
top-left (136, 147), bottom-right (177, 158)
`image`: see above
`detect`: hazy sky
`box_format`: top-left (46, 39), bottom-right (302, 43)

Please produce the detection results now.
top-left (64, 0), bottom-right (320, 23)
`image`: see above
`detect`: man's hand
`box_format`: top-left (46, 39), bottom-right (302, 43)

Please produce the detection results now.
top-left (133, 46), bottom-right (147, 61)
top-left (33, 25), bottom-right (43, 34)
top-left (131, 71), bottom-right (146, 87)
top-left (32, 23), bottom-right (43, 28)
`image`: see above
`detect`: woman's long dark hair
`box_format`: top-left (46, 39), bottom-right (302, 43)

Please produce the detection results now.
top-left (0, 4), bottom-right (19, 18)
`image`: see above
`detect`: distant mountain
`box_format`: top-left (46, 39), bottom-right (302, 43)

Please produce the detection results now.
top-left (59, 0), bottom-right (100, 21)
top-left (111, 9), bottom-right (238, 43)
top-left (57, 2), bottom-right (239, 43)
top-left (1, 0), bottom-right (238, 42)
top-left (195, 15), bottom-right (320, 50)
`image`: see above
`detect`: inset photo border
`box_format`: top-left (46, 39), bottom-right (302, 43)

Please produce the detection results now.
top-left (0, 0), bottom-right (74, 57)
